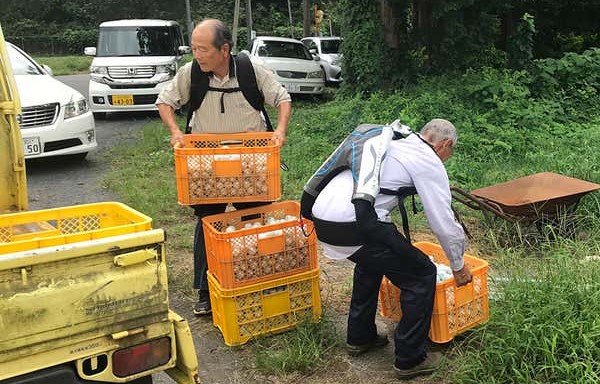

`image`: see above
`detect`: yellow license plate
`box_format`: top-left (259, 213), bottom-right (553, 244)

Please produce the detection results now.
top-left (112, 95), bottom-right (134, 105)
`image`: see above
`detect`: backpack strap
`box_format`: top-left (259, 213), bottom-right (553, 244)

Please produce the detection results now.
top-left (380, 186), bottom-right (418, 243)
top-left (235, 53), bottom-right (273, 131)
top-left (186, 60), bottom-right (209, 134)
top-left (185, 55), bottom-right (273, 133)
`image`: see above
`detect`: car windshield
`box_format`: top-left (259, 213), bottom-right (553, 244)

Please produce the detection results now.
top-left (257, 40), bottom-right (313, 60)
top-left (321, 39), bottom-right (341, 54)
top-left (7, 44), bottom-right (43, 75)
top-left (96, 26), bottom-right (177, 56)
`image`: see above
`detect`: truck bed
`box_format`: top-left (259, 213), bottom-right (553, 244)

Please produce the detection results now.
top-left (0, 229), bottom-right (171, 377)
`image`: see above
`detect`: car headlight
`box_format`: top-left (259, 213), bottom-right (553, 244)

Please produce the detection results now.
top-left (331, 58), bottom-right (341, 66)
top-left (64, 96), bottom-right (89, 119)
top-left (156, 63), bottom-right (176, 82)
top-left (89, 66), bottom-right (108, 83)
top-left (156, 63), bottom-right (176, 75)
top-left (307, 70), bottom-right (323, 79)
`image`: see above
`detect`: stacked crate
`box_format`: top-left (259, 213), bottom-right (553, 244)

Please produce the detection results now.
top-left (174, 133), bottom-right (321, 346)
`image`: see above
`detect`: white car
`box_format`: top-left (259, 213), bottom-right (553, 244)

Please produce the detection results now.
top-left (244, 36), bottom-right (325, 95)
top-left (85, 19), bottom-right (189, 118)
top-left (301, 36), bottom-right (343, 85)
top-left (7, 42), bottom-right (96, 160)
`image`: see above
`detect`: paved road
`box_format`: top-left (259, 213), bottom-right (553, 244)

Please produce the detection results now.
top-left (26, 74), bottom-right (159, 210)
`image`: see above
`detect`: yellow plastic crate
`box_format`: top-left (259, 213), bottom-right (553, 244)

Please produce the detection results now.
top-left (378, 241), bottom-right (489, 343)
top-left (0, 202), bottom-right (152, 254)
top-left (208, 268), bottom-right (321, 346)
top-left (202, 200), bottom-right (318, 289)
top-left (174, 132), bottom-right (281, 205)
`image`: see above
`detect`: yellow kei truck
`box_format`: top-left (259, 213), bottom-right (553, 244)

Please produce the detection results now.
top-left (0, 25), bottom-right (200, 384)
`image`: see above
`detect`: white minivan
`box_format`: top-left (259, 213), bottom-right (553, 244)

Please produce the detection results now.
top-left (84, 19), bottom-right (189, 118)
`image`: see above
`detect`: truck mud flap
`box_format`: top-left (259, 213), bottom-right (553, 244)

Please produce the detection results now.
top-left (165, 310), bottom-right (200, 384)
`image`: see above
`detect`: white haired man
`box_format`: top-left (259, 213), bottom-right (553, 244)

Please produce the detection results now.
top-left (301, 119), bottom-right (472, 379)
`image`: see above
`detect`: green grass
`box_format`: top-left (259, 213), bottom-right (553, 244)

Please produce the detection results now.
top-left (452, 253), bottom-right (600, 384)
top-left (251, 312), bottom-right (341, 376)
top-left (31, 53), bottom-right (193, 76)
top-left (33, 55), bottom-right (92, 76)
top-left (103, 56), bottom-right (600, 381)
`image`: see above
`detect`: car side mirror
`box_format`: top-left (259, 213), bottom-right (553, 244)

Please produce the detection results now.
top-left (84, 47), bottom-right (96, 56)
top-left (178, 45), bottom-right (191, 55)
top-left (309, 48), bottom-right (317, 55)
top-left (313, 55), bottom-right (320, 61)
top-left (41, 64), bottom-right (53, 76)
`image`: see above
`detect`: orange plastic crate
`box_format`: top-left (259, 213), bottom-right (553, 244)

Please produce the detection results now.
top-left (174, 132), bottom-right (281, 205)
top-left (378, 241), bottom-right (489, 343)
top-left (208, 268), bottom-right (321, 346)
top-left (202, 201), bottom-right (318, 289)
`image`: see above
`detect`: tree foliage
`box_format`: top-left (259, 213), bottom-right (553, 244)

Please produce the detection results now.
top-left (336, 0), bottom-right (600, 94)
top-left (0, 0), bottom-right (333, 53)
top-left (335, 0), bottom-right (388, 95)
top-left (1, 0), bottom-right (599, 95)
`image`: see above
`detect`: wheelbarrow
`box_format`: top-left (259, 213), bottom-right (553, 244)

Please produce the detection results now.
top-left (451, 172), bottom-right (600, 230)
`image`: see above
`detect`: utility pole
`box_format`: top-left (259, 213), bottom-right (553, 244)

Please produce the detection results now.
top-left (303, 0), bottom-right (310, 37)
top-left (287, 0), bottom-right (294, 38)
top-left (232, 0), bottom-right (240, 53)
top-left (246, 0), bottom-right (253, 44)
top-left (185, 0), bottom-right (193, 45)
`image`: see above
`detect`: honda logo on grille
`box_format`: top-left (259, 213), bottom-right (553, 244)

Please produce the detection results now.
top-left (128, 67), bottom-right (137, 75)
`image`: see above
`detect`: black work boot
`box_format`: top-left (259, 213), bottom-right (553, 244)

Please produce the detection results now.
top-left (346, 333), bottom-right (389, 356)
top-left (394, 352), bottom-right (442, 380)
top-left (193, 290), bottom-right (211, 315)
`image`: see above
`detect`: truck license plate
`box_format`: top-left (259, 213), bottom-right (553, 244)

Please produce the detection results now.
top-left (23, 137), bottom-right (42, 155)
top-left (112, 95), bottom-right (134, 105)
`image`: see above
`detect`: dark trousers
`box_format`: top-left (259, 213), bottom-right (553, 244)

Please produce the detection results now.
top-left (192, 201), bottom-right (270, 291)
top-left (347, 241), bottom-right (436, 368)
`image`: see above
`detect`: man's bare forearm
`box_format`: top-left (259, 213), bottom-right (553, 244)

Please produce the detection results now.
top-left (157, 103), bottom-right (185, 147)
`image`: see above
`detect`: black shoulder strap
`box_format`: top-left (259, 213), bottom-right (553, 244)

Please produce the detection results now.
top-left (235, 53), bottom-right (273, 131)
top-left (381, 186), bottom-right (472, 243)
top-left (381, 186), bottom-right (418, 243)
top-left (186, 60), bottom-right (209, 134)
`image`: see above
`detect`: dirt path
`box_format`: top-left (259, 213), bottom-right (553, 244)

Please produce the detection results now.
top-left (165, 236), bottom-right (453, 384)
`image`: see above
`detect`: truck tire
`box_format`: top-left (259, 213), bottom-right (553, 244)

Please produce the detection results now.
top-left (129, 376), bottom-right (153, 384)
top-left (0, 365), bottom-right (153, 384)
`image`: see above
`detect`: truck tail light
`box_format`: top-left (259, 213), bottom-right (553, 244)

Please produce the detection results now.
top-left (112, 337), bottom-right (172, 377)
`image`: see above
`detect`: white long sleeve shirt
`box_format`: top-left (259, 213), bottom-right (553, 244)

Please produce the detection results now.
top-left (312, 133), bottom-right (466, 271)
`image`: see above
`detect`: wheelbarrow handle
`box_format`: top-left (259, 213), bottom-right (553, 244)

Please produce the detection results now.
top-left (450, 186), bottom-right (515, 221)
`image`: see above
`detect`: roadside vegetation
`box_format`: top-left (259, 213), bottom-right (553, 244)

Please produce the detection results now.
top-left (32, 55), bottom-right (92, 76)
top-left (105, 47), bottom-right (600, 382)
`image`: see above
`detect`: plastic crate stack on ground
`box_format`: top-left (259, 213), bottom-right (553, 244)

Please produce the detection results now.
top-left (174, 133), bottom-right (321, 346)
top-left (378, 241), bottom-right (489, 344)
